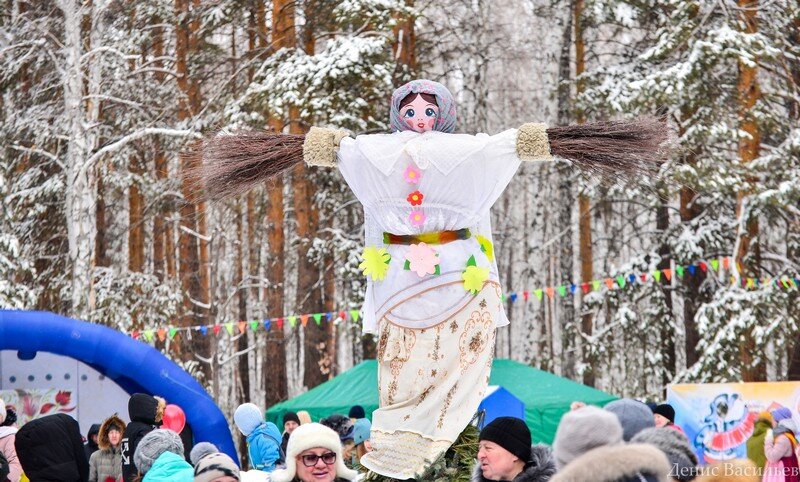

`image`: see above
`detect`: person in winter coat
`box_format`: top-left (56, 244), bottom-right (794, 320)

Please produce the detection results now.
top-left (605, 398), bottom-right (657, 442)
top-left (120, 393), bottom-right (165, 482)
top-left (652, 404), bottom-right (685, 436)
top-left (193, 451), bottom-right (240, 482)
top-left (472, 417), bottom-right (555, 482)
top-left (85, 424), bottom-right (102, 462)
top-left (0, 403), bottom-right (22, 482)
top-left (89, 414), bottom-right (126, 482)
top-left (747, 412), bottom-right (774, 469)
top-left (763, 407), bottom-right (799, 482)
top-left (631, 427), bottom-right (698, 481)
top-left (281, 413), bottom-right (301, 455)
top-left (14, 413), bottom-right (89, 482)
top-left (133, 429), bottom-right (193, 482)
top-left (351, 418), bottom-right (372, 466)
top-left (551, 406), bottom-right (670, 482)
top-left (233, 404), bottom-right (283, 472)
top-left (269, 423), bottom-right (359, 482)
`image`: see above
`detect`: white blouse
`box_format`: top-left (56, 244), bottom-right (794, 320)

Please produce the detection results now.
top-left (337, 128), bottom-right (528, 334)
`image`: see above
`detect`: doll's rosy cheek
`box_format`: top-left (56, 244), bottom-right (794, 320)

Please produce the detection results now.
top-left (427, 119), bottom-right (435, 129)
top-left (406, 119), bottom-right (414, 127)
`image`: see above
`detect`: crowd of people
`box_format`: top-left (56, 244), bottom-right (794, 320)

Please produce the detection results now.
top-left (0, 394), bottom-right (798, 482)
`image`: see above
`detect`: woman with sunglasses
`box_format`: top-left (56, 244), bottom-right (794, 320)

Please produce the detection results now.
top-left (269, 424), bottom-right (359, 482)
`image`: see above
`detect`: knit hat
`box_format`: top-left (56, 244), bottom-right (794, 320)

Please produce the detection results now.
top-left (652, 403), bottom-right (676, 424)
top-left (479, 417), bottom-right (532, 463)
top-left (605, 398), bottom-right (655, 441)
top-left (353, 418), bottom-right (371, 446)
top-left (194, 452), bottom-right (240, 482)
top-left (632, 427), bottom-right (698, 482)
top-left (234, 403), bottom-right (264, 436)
top-left (771, 406), bottom-right (792, 422)
top-left (348, 405), bottom-right (365, 419)
top-left (190, 442), bottom-right (220, 466)
top-left (390, 79), bottom-right (457, 133)
top-left (552, 405), bottom-right (623, 470)
top-left (320, 414), bottom-right (354, 442)
top-left (297, 410), bottom-right (312, 425)
top-left (134, 428), bottom-right (185, 474)
top-left (283, 411), bottom-right (301, 427)
top-left (270, 423), bottom-right (359, 482)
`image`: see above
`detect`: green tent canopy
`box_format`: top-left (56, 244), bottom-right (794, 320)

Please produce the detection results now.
top-left (266, 358), bottom-right (617, 444)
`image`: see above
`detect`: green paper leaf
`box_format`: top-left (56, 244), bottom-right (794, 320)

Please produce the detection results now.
top-left (350, 310), bottom-right (360, 322)
top-left (250, 321), bottom-right (259, 332)
top-left (404, 259), bottom-right (411, 270)
top-left (225, 323), bottom-right (234, 335)
top-left (385, 254), bottom-right (392, 265)
top-left (168, 328), bottom-right (177, 340)
top-left (652, 271), bottom-right (662, 282)
top-left (591, 280), bottom-right (601, 291)
top-left (534, 289), bottom-right (543, 300)
top-left (288, 316), bottom-right (297, 327)
top-left (557, 285), bottom-right (567, 297)
top-left (434, 264), bottom-right (440, 275)
top-left (466, 255), bottom-right (477, 267)
top-left (616, 275), bottom-right (626, 288)
top-left (313, 313), bottom-right (322, 325)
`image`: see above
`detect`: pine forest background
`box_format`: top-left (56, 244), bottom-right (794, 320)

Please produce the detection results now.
top-left (2, 0), bottom-right (800, 459)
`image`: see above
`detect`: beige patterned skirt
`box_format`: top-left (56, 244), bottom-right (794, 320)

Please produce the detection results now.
top-left (359, 282), bottom-right (500, 479)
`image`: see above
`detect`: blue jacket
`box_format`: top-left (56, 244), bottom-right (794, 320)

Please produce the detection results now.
top-left (247, 422), bottom-right (283, 472)
top-left (142, 451), bottom-right (194, 482)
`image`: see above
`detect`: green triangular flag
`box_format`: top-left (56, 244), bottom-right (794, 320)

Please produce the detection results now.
top-left (501, 294), bottom-right (506, 302)
top-left (711, 259), bottom-right (719, 271)
top-left (225, 323), bottom-right (234, 335)
top-left (144, 330), bottom-right (154, 342)
top-left (557, 285), bottom-right (567, 297)
top-left (616, 275), bottom-right (626, 288)
top-left (350, 310), bottom-right (360, 322)
top-left (534, 289), bottom-right (543, 300)
top-left (592, 280), bottom-right (601, 291)
top-left (288, 316), bottom-right (297, 327)
top-left (313, 313), bottom-right (322, 325)
top-left (676, 265), bottom-right (685, 277)
top-left (652, 271), bottom-right (662, 282)
top-left (168, 327), bottom-right (177, 340)
top-left (250, 321), bottom-right (259, 332)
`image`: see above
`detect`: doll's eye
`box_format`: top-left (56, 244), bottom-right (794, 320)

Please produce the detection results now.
top-left (404, 109), bottom-right (415, 118)
top-left (425, 107), bottom-right (437, 117)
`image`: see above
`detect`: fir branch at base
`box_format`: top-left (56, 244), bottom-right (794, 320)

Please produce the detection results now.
top-left (127, 309), bottom-right (362, 343)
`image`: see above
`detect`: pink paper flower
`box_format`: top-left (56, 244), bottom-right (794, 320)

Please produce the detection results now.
top-left (405, 243), bottom-right (439, 277)
top-left (404, 165), bottom-right (421, 184)
top-left (409, 210), bottom-right (425, 226)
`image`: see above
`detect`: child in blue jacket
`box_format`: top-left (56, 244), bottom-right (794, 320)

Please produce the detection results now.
top-left (234, 403), bottom-right (283, 472)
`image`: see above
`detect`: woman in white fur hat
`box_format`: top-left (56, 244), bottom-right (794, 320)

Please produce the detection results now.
top-left (270, 423), bottom-right (359, 482)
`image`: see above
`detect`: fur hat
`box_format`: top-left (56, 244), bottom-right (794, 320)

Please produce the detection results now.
top-left (632, 427), bottom-right (697, 482)
top-left (0, 400), bottom-right (5, 425)
top-left (134, 428), bottom-right (185, 474)
top-left (653, 404), bottom-right (675, 424)
top-left (320, 414), bottom-right (354, 442)
top-left (479, 417), bottom-right (532, 462)
top-left (297, 410), bottom-right (312, 425)
top-left (353, 418), bottom-right (371, 446)
top-left (98, 414), bottom-right (126, 450)
top-left (552, 405), bottom-right (623, 470)
top-left (194, 452), bottom-right (240, 482)
top-left (234, 403), bottom-right (264, 437)
top-left (604, 398), bottom-right (656, 441)
top-left (190, 442), bottom-right (220, 466)
top-left (270, 423), bottom-right (358, 482)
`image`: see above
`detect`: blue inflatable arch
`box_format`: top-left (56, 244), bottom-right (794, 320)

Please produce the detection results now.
top-left (0, 310), bottom-right (236, 460)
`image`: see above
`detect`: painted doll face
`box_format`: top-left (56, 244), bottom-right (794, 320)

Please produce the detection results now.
top-left (399, 94), bottom-right (439, 133)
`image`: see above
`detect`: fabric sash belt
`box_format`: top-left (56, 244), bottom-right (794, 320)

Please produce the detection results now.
top-left (383, 228), bottom-right (471, 245)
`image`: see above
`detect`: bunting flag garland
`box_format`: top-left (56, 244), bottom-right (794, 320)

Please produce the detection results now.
top-left (128, 255), bottom-right (798, 343)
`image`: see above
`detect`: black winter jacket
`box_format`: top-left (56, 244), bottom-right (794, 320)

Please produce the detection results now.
top-left (120, 393), bottom-right (163, 482)
top-left (14, 413), bottom-right (89, 482)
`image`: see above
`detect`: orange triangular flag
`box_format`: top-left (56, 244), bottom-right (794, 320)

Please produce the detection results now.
top-left (604, 278), bottom-right (614, 289)
top-left (300, 314), bottom-right (310, 327)
top-left (545, 287), bottom-right (555, 299)
top-left (663, 269), bottom-right (672, 281)
top-left (157, 328), bottom-right (167, 342)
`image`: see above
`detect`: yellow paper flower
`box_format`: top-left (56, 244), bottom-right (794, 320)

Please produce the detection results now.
top-left (359, 246), bottom-right (391, 281)
top-left (462, 265), bottom-right (490, 294)
top-left (476, 235), bottom-right (495, 262)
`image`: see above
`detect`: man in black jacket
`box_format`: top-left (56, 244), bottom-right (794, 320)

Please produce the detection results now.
top-left (120, 393), bottom-right (164, 482)
top-left (14, 413), bottom-right (89, 482)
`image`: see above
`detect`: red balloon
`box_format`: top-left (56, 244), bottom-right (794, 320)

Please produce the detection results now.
top-left (162, 404), bottom-right (186, 434)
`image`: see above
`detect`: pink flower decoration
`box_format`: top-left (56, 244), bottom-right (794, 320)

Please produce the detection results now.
top-left (404, 165), bottom-right (421, 184)
top-left (405, 243), bottom-right (439, 277)
top-left (409, 210), bottom-right (425, 226)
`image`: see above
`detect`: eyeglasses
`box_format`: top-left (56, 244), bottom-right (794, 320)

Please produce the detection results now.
top-left (300, 452), bottom-right (337, 467)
